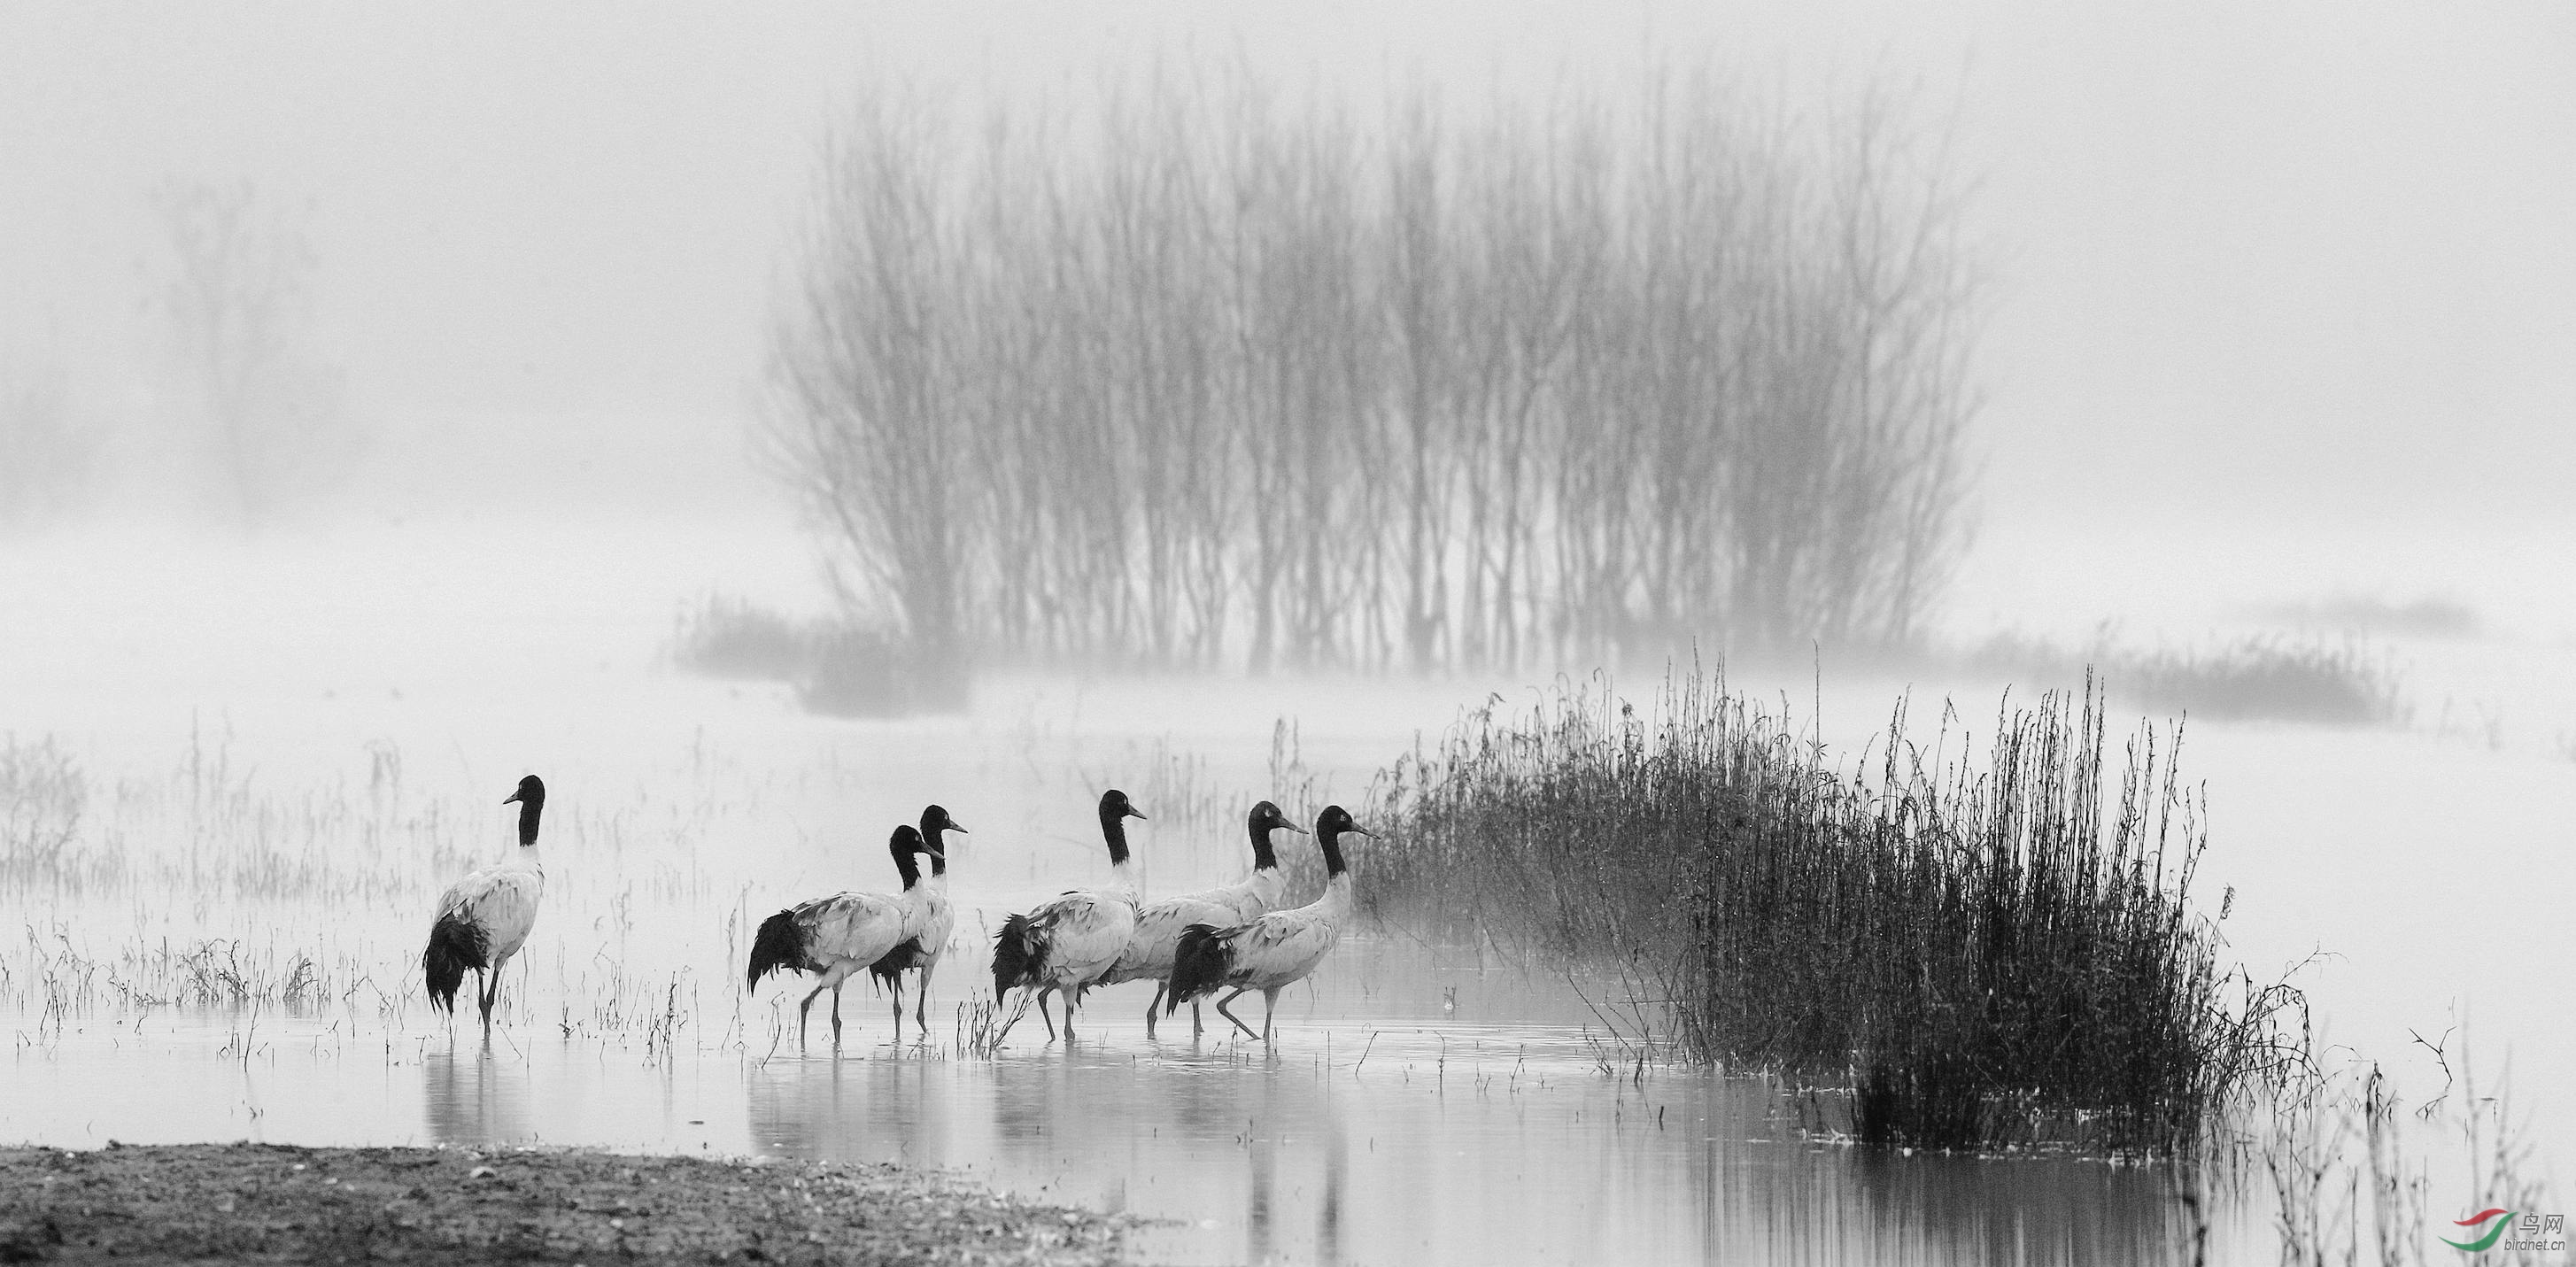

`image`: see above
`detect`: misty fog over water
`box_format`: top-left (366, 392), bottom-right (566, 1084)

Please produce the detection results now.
top-left (6, 4), bottom-right (2574, 1264)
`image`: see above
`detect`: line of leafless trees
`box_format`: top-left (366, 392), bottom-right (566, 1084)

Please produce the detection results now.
top-left (767, 66), bottom-right (1976, 674)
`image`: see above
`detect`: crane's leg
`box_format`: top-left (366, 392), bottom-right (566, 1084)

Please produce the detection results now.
top-left (887, 976), bottom-right (906, 1041)
top-left (797, 985), bottom-right (824, 1050)
top-left (830, 985), bottom-right (845, 1047)
top-left (1192, 1000), bottom-right (1205, 1041)
top-left (1261, 987), bottom-right (1281, 1043)
top-left (1143, 984), bottom-right (1166, 1039)
top-left (476, 968), bottom-right (496, 1032)
top-left (1062, 985), bottom-right (1080, 1044)
top-left (1214, 987), bottom-right (1262, 1040)
top-left (913, 961), bottom-right (934, 1034)
top-left (1035, 986), bottom-right (1057, 1041)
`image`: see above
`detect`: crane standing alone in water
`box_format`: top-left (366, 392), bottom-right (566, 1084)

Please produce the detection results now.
top-left (422, 775), bottom-right (549, 1035)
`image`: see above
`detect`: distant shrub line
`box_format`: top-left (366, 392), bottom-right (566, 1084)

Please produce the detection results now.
top-left (669, 594), bottom-right (964, 719)
top-left (1358, 665), bottom-right (2298, 1154)
top-left (1970, 631), bottom-right (2405, 727)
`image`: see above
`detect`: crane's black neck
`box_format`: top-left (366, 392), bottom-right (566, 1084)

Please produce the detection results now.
top-left (1098, 806), bottom-right (1132, 867)
top-left (517, 796), bottom-right (544, 848)
top-left (888, 833), bottom-right (922, 889)
top-left (1247, 815), bottom-right (1280, 871)
top-left (918, 811), bottom-right (951, 877)
top-left (1318, 823), bottom-right (1348, 878)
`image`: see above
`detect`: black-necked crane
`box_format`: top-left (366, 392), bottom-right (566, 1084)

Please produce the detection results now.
top-left (422, 775), bottom-right (548, 1034)
top-left (868, 804), bottom-right (964, 1039)
top-left (1166, 804), bottom-right (1370, 1043)
top-left (1096, 800), bottom-right (1301, 1039)
top-left (990, 789), bottom-right (1145, 1042)
top-left (746, 823), bottom-right (940, 1049)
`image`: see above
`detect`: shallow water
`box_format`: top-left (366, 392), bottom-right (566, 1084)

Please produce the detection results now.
top-left (3, 940), bottom-right (2224, 1266)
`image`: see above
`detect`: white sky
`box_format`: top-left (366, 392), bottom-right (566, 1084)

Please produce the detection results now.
top-left (3, 1), bottom-right (2570, 529)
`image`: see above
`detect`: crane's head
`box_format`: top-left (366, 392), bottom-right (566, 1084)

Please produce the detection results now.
top-left (1315, 805), bottom-right (1369, 838)
top-left (504, 775), bottom-right (546, 847)
top-left (1249, 800), bottom-right (1306, 835)
top-left (920, 803), bottom-right (968, 846)
top-left (886, 823), bottom-right (930, 885)
top-left (1099, 789), bottom-right (1146, 821)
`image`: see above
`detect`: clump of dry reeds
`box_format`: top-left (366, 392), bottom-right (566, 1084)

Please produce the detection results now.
top-left (1359, 663), bottom-right (2299, 1154)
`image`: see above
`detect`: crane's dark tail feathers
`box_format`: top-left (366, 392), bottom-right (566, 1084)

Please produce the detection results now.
top-left (746, 909), bottom-right (807, 993)
top-left (422, 911), bottom-right (487, 1015)
top-left (991, 914), bottom-right (1042, 999)
top-left (1164, 923), bottom-right (1233, 1016)
top-left (869, 936), bottom-right (927, 991)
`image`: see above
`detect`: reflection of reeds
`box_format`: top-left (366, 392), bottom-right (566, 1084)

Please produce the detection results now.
top-left (1360, 663), bottom-right (2298, 1155)
top-left (2255, 1039), bottom-right (2557, 1265)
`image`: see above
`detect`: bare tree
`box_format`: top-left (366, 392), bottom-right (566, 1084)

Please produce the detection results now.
top-left (156, 180), bottom-right (351, 525)
top-left (767, 97), bottom-right (972, 661)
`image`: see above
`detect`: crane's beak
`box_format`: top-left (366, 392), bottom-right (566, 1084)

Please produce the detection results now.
top-left (1128, 807), bottom-right (1149, 820)
top-left (503, 791), bottom-right (522, 805)
top-left (1280, 822), bottom-right (1309, 834)
top-left (948, 822), bottom-right (970, 835)
top-left (1345, 824), bottom-right (1373, 837)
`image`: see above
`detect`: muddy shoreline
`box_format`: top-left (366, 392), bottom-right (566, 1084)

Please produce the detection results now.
top-left (0, 1142), bottom-right (1133, 1265)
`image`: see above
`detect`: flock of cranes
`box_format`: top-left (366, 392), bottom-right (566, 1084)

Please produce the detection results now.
top-left (422, 777), bottom-right (1369, 1047)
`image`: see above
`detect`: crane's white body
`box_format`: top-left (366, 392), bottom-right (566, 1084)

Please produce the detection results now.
top-left (769, 887), bottom-right (909, 1048)
top-left (1102, 865), bottom-right (1282, 985)
top-left (1202, 871), bottom-right (1350, 999)
top-left (432, 855), bottom-right (545, 970)
top-left (1022, 860), bottom-right (1140, 1002)
top-left (786, 890), bottom-right (912, 982)
top-left (908, 869), bottom-right (954, 979)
